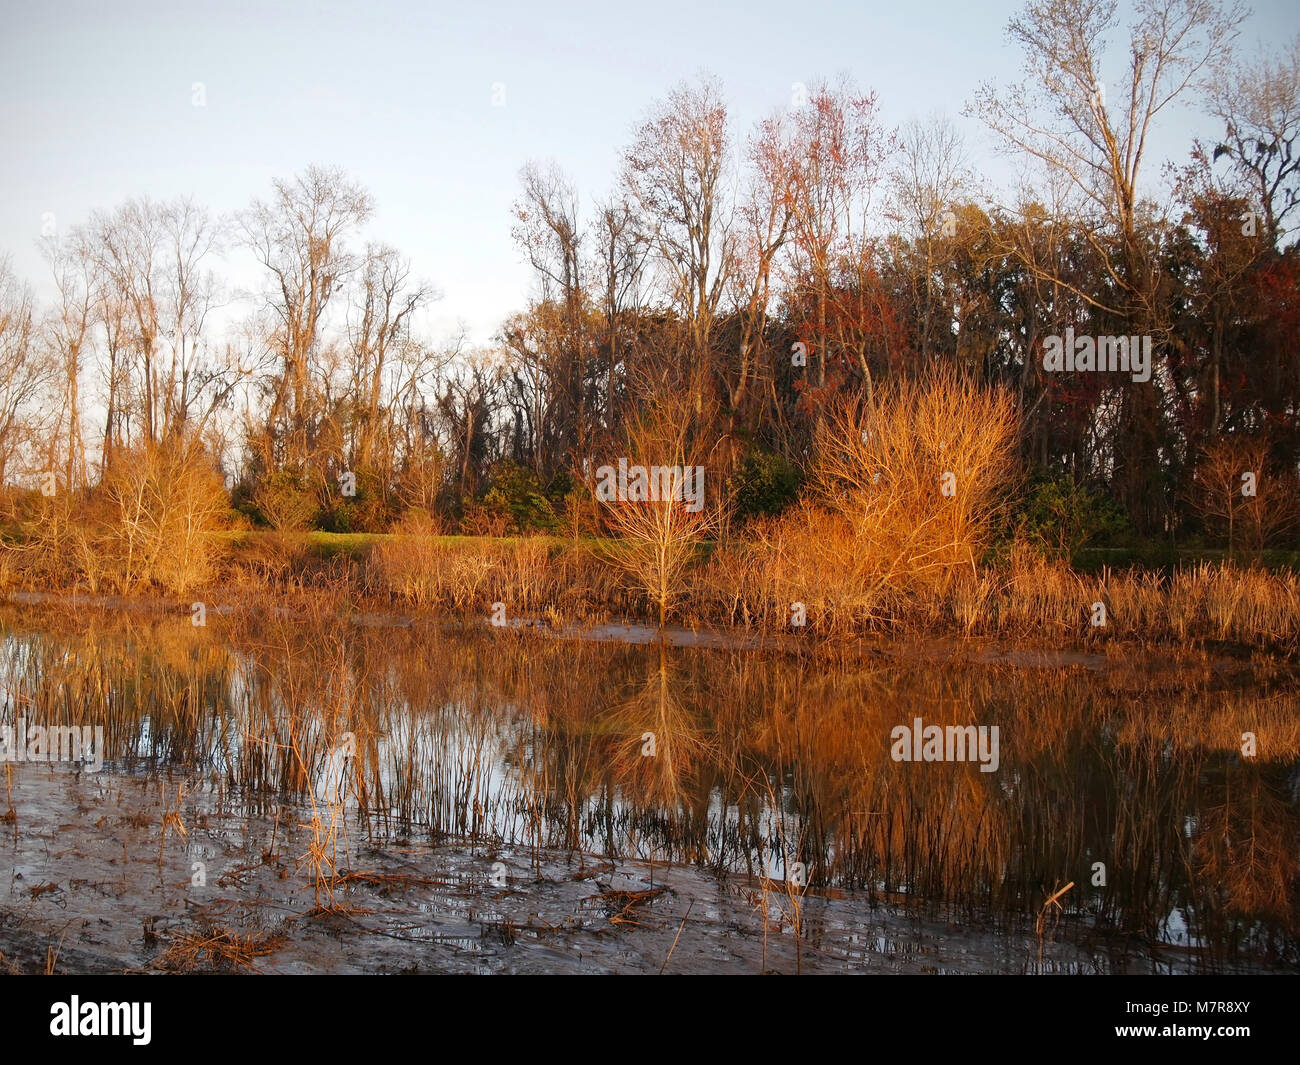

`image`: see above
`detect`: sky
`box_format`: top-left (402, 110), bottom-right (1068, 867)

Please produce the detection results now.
top-left (1, 0), bottom-right (1297, 347)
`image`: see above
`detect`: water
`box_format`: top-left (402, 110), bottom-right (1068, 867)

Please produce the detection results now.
top-left (0, 603), bottom-right (1296, 974)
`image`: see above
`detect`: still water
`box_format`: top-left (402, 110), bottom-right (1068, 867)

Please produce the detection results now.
top-left (1, 604), bottom-right (1296, 973)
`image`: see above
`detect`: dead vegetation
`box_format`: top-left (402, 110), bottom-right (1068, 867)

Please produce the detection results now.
top-left (2, 437), bottom-right (229, 596)
top-left (585, 886), bottom-right (670, 927)
top-left (159, 924), bottom-right (287, 972)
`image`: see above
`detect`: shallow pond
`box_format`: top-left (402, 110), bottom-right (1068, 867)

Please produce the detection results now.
top-left (0, 604), bottom-right (1296, 974)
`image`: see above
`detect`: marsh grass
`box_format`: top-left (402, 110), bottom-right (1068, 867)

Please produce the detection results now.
top-left (339, 524), bottom-right (1300, 651)
top-left (697, 544), bottom-right (1300, 650)
top-left (2, 457), bottom-right (1296, 654)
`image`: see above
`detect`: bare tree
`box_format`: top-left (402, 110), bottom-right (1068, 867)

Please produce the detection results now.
top-left (970, 0), bottom-right (1246, 533)
top-left (888, 115), bottom-right (970, 364)
top-left (971, 0), bottom-right (1246, 322)
top-left (40, 235), bottom-right (96, 490)
top-left (157, 197), bottom-right (225, 438)
top-left (437, 351), bottom-right (506, 499)
top-left (1206, 33), bottom-right (1300, 250)
top-left (623, 76), bottom-right (735, 418)
top-left (79, 196), bottom-right (227, 449)
top-left (782, 78), bottom-right (894, 391)
top-left (500, 305), bottom-right (563, 474)
top-left (238, 165), bottom-right (373, 472)
top-left (392, 335), bottom-right (456, 512)
top-left (0, 257), bottom-right (50, 485)
top-left (510, 161), bottom-right (589, 468)
top-left (95, 285), bottom-right (132, 469)
top-left (590, 196), bottom-right (650, 435)
top-left (346, 243), bottom-right (432, 475)
top-left (1193, 434), bottom-right (1300, 552)
top-left (723, 110), bottom-right (795, 436)
top-left (81, 198), bottom-right (165, 445)
top-left (513, 161), bottom-right (584, 310)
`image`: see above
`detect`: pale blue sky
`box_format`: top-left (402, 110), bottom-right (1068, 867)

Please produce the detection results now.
top-left (2, 0), bottom-right (1296, 345)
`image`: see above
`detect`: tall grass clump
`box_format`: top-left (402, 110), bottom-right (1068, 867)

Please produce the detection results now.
top-left (98, 439), bottom-right (230, 594)
top-left (714, 371), bottom-right (1019, 631)
top-left (4, 437), bottom-right (228, 595)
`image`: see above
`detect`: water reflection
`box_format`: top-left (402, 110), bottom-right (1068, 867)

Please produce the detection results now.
top-left (1, 605), bottom-right (1296, 969)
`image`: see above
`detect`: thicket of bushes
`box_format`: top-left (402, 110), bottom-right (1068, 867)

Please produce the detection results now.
top-left (1, 439), bottom-right (227, 595)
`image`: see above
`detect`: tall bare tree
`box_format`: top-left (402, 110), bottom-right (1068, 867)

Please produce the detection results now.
top-left (82, 199), bottom-right (165, 445)
top-left (79, 196), bottom-right (225, 449)
top-left (590, 195), bottom-right (650, 436)
top-left (238, 165), bottom-right (373, 473)
top-left (888, 115), bottom-right (969, 365)
top-left (1206, 33), bottom-right (1300, 250)
top-left (623, 76), bottom-right (734, 420)
top-left (40, 235), bottom-right (96, 489)
top-left (782, 78), bottom-right (894, 392)
top-left (971, 0), bottom-right (1246, 531)
top-left (972, 0), bottom-right (1245, 324)
top-left (157, 197), bottom-right (225, 438)
top-left (346, 243), bottom-right (432, 475)
top-left (511, 161), bottom-right (589, 469)
top-left (0, 257), bottom-right (50, 485)
top-left (723, 110), bottom-right (795, 437)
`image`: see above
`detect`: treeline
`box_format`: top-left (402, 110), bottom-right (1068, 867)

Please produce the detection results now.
top-left (0, 0), bottom-right (1297, 550)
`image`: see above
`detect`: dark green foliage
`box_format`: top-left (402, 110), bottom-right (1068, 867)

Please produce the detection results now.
top-left (482, 460), bottom-right (561, 533)
top-left (1007, 472), bottom-right (1130, 561)
top-left (319, 468), bottom-right (393, 533)
top-left (731, 449), bottom-right (802, 521)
